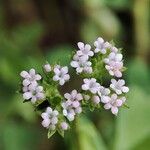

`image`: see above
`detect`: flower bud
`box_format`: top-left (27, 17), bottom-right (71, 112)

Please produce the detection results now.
top-left (92, 96), bottom-right (100, 104)
top-left (60, 122), bottom-right (68, 130)
top-left (44, 64), bottom-right (51, 72)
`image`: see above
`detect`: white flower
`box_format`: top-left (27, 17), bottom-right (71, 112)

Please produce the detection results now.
top-left (23, 84), bottom-right (45, 103)
top-left (41, 107), bottom-right (59, 130)
top-left (53, 65), bottom-right (70, 85)
top-left (104, 52), bottom-right (123, 78)
top-left (104, 94), bottom-right (125, 115)
top-left (82, 78), bottom-right (101, 94)
top-left (98, 86), bottom-right (110, 96)
top-left (110, 79), bottom-right (129, 95)
top-left (105, 61), bottom-right (123, 77)
top-left (110, 46), bottom-right (118, 53)
top-left (104, 52), bottom-right (123, 64)
top-left (64, 90), bottom-right (83, 102)
top-left (76, 42), bottom-right (94, 59)
top-left (62, 102), bottom-right (75, 121)
top-left (60, 122), bottom-right (69, 130)
top-left (20, 68), bottom-right (41, 86)
top-left (22, 86), bottom-right (28, 92)
top-left (62, 90), bottom-right (83, 121)
top-left (94, 37), bottom-right (110, 54)
top-left (43, 63), bottom-right (51, 72)
top-left (70, 55), bottom-right (92, 74)
top-left (98, 86), bottom-right (110, 103)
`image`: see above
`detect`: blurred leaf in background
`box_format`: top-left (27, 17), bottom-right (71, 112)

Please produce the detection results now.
top-left (114, 59), bottom-right (150, 150)
top-left (76, 116), bottom-right (107, 150)
top-left (80, 0), bottom-right (121, 42)
top-left (46, 45), bottom-right (73, 66)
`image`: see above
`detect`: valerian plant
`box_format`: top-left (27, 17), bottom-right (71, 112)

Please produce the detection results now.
top-left (19, 37), bottom-right (129, 138)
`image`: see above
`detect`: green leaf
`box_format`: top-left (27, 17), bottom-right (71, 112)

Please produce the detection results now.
top-left (132, 135), bottom-right (150, 150)
top-left (127, 59), bottom-right (150, 91)
top-left (23, 99), bottom-right (30, 103)
top-left (34, 100), bottom-right (50, 111)
top-left (122, 103), bottom-right (130, 109)
top-left (80, 3), bottom-right (120, 42)
top-left (113, 59), bottom-right (150, 150)
top-left (75, 116), bottom-right (107, 150)
top-left (104, 0), bottom-right (132, 9)
top-left (0, 120), bottom-right (40, 150)
top-left (46, 45), bottom-right (73, 66)
top-left (89, 105), bottom-right (95, 112)
top-left (47, 129), bottom-right (56, 139)
top-left (52, 96), bottom-right (62, 105)
top-left (121, 66), bottom-right (127, 72)
top-left (114, 85), bottom-right (150, 150)
top-left (57, 129), bottom-right (64, 138)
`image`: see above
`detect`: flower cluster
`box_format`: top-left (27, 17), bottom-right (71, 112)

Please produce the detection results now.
top-left (41, 107), bottom-right (59, 130)
top-left (71, 37), bottom-right (129, 115)
top-left (80, 78), bottom-right (128, 115)
top-left (70, 42), bottom-right (93, 74)
top-left (19, 36), bottom-right (129, 138)
top-left (43, 64), bottom-right (70, 86)
top-left (104, 52), bottom-right (123, 78)
top-left (62, 90), bottom-right (83, 121)
top-left (93, 37), bottom-right (124, 78)
top-left (20, 64), bottom-right (71, 137)
top-left (80, 78), bottom-right (129, 114)
top-left (20, 69), bottom-right (45, 103)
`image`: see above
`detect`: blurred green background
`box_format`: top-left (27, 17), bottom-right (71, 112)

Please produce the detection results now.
top-left (0, 0), bottom-right (150, 150)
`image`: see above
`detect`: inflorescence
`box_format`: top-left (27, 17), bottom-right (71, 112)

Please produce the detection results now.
top-left (19, 37), bottom-right (129, 138)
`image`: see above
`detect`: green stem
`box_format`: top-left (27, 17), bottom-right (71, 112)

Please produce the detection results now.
top-left (74, 118), bottom-right (81, 150)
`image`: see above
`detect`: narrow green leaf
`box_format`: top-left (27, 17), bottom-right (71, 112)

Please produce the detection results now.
top-left (76, 116), bottom-right (107, 150)
top-left (47, 129), bottom-right (56, 139)
top-left (57, 129), bottom-right (64, 138)
top-left (122, 103), bottom-right (130, 109)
